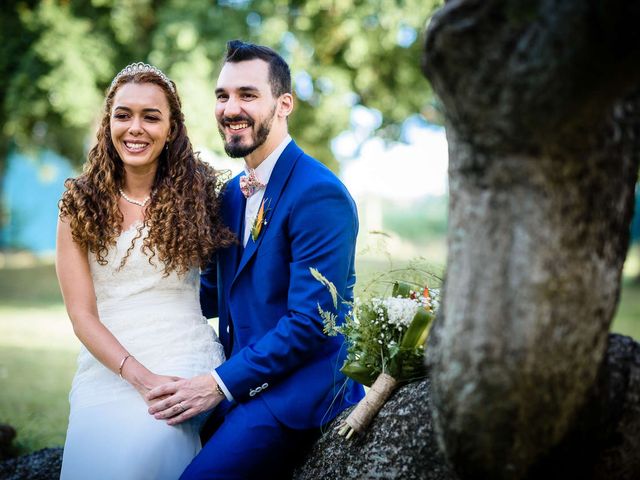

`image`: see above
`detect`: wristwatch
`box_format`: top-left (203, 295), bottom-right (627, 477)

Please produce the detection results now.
top-left (210, 372), bottom-right (225, 398)
top-left (215, 382), bottom-right (224, 398)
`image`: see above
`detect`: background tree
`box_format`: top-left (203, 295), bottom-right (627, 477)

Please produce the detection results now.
top-left (422, 1), bottom-right (640, 479)
top-left (0, 0), bottom-right (442, 175)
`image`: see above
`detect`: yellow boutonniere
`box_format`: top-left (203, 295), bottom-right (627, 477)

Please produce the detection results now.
top-left (251, 198), bottom-right (271, 241)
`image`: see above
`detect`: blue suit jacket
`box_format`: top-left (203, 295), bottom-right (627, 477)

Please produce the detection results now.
top-left (200, 141), bottom-right (364, 429)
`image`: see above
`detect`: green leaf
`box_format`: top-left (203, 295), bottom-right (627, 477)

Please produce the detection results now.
top-left (341, 361), bottom-right (377, 387)
top-left (317, 303), bottom-right (338, 336)
top-left (400, 308), bottom-right (434, 349)
top-left (398, 354), bottom-right (427, 382)
top-left (392, 281), bottom-right (412, 298)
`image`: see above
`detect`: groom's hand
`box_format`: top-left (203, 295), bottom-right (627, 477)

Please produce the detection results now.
top-left (146, 374), bottom-right (225, 425)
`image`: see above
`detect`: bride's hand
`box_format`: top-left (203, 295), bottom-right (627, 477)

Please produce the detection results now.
top-left (120, 357), bottom-right (182, 405)
top-left (137, 373), bottom-right (184, 405)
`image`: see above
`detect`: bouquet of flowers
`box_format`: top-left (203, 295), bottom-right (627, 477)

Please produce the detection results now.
top-left (310, 267), bottom-right (440, 438)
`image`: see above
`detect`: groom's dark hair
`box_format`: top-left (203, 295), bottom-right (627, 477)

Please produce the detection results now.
top-left (223, 40), bottom-right (291, 98)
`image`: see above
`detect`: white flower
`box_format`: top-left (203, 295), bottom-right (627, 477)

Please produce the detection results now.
top-left (383, 297), bottom-right (419, 327)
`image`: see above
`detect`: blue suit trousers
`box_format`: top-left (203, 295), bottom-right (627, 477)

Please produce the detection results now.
top-left (180, 399), bottom-right (319, 479)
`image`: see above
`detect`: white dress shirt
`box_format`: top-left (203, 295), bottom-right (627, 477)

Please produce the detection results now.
top-left (212, 134), bottom-right (292, 402)
top-left (242, 135), bottom-right (292, 246)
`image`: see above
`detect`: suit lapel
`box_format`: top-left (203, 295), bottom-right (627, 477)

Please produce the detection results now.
top-left (233, 141), bottom-right (303, 282)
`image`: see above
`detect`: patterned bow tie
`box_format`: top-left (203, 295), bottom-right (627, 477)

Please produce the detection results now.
top-left (239, 169), bottom-right (266, 198)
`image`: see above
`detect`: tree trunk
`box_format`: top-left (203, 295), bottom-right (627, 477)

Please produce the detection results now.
top-left (422, 1), bottom-right (640, 478)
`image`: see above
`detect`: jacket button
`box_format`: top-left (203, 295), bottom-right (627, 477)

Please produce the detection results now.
top-left (255, 386), bottom-right (262, 393)
top-left (262, 383), bottom-right (268, 389)
top-left (249, 389), bottom-right (256, 397)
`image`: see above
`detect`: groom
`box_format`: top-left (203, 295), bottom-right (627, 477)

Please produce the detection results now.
top-left (147, 40), bottom-right (363, 478)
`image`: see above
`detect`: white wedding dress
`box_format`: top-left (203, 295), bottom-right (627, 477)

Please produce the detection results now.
top-left (60, 223), bottom-right (225, 480)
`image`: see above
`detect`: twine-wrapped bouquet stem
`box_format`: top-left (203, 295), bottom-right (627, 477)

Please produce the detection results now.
top-left (336, 372), bottom-right (399, 439)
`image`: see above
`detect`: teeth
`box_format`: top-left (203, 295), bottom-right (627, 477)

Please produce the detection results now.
top-left (229, 123), bottom-right (249, 130)
top-left (125, 142), bottom-right (147, 150)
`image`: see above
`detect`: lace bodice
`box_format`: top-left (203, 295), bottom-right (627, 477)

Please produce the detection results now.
top-left (89, 222), bottom-right (199, 309)
top-left (70, 222), bottom-right (225, 409)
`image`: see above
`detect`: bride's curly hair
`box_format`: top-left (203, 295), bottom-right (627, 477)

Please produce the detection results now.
top-left (59, 68), bottom-right (235, 275)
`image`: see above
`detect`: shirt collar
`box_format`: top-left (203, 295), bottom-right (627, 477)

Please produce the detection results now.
top-left (243, 135), bottom-right (292, 184)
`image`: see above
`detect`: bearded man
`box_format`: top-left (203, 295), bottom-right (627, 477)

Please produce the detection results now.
top-left (147, 40), bottom-right (363, 478)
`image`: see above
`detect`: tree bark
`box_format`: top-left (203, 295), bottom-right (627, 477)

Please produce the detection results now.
top-left (528, 334), bottom-right (640, 480)
top-left (294, 378), bottom-right (458, 480)
top-left (422, 1), bottom-right (640, 478)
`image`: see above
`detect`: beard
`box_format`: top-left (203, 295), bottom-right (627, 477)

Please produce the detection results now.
top-left (218, 106), bottom-right (276, 158)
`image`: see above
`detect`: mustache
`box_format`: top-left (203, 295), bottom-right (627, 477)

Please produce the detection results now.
top-left (221, 115), bottom-right (253, 125)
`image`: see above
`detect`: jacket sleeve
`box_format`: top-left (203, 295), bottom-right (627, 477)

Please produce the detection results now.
top-left (199, 255), bottom-right (218, 319)
top-left (215, 179), bottom-right (358, 402)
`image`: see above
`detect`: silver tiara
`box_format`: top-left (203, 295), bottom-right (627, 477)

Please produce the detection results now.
top-left (109, 62), bottom-right (175, 93)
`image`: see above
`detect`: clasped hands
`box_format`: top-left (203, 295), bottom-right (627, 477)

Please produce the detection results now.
top-left (146, 374), bottom-right (225, 426)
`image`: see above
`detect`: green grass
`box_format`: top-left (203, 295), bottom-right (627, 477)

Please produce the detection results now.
top-left (355, 256), bottom-right (446, 298)
top-left (0, 305), bottom-right (78, 453)
top-left (0, 345), bottom-right (76, 453)
top-left (382, 196), bottom-right (448, 242)
top-left (612, 279), bottom-right (640, 340)
top-left (0, 254), bottom-right (638, 454)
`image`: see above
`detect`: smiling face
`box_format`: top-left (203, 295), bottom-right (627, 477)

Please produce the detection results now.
top-left (215, 59), bottom-right (292, 165)
top-left (110, 82), bottom-right (171, 174)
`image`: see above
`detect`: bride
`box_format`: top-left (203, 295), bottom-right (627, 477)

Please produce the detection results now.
top-left (56, 63), bottom-right (233, 479)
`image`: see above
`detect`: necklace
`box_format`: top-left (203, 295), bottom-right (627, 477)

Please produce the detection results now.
top-left (119, 188), bottom-right (151, 207)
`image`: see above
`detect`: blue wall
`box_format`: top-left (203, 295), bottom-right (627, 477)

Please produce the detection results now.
top-left (1, 149), bottom-right (76, 254)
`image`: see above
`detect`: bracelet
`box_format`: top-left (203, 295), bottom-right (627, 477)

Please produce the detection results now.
top-left (118, 354), bottom-right (133, 379)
